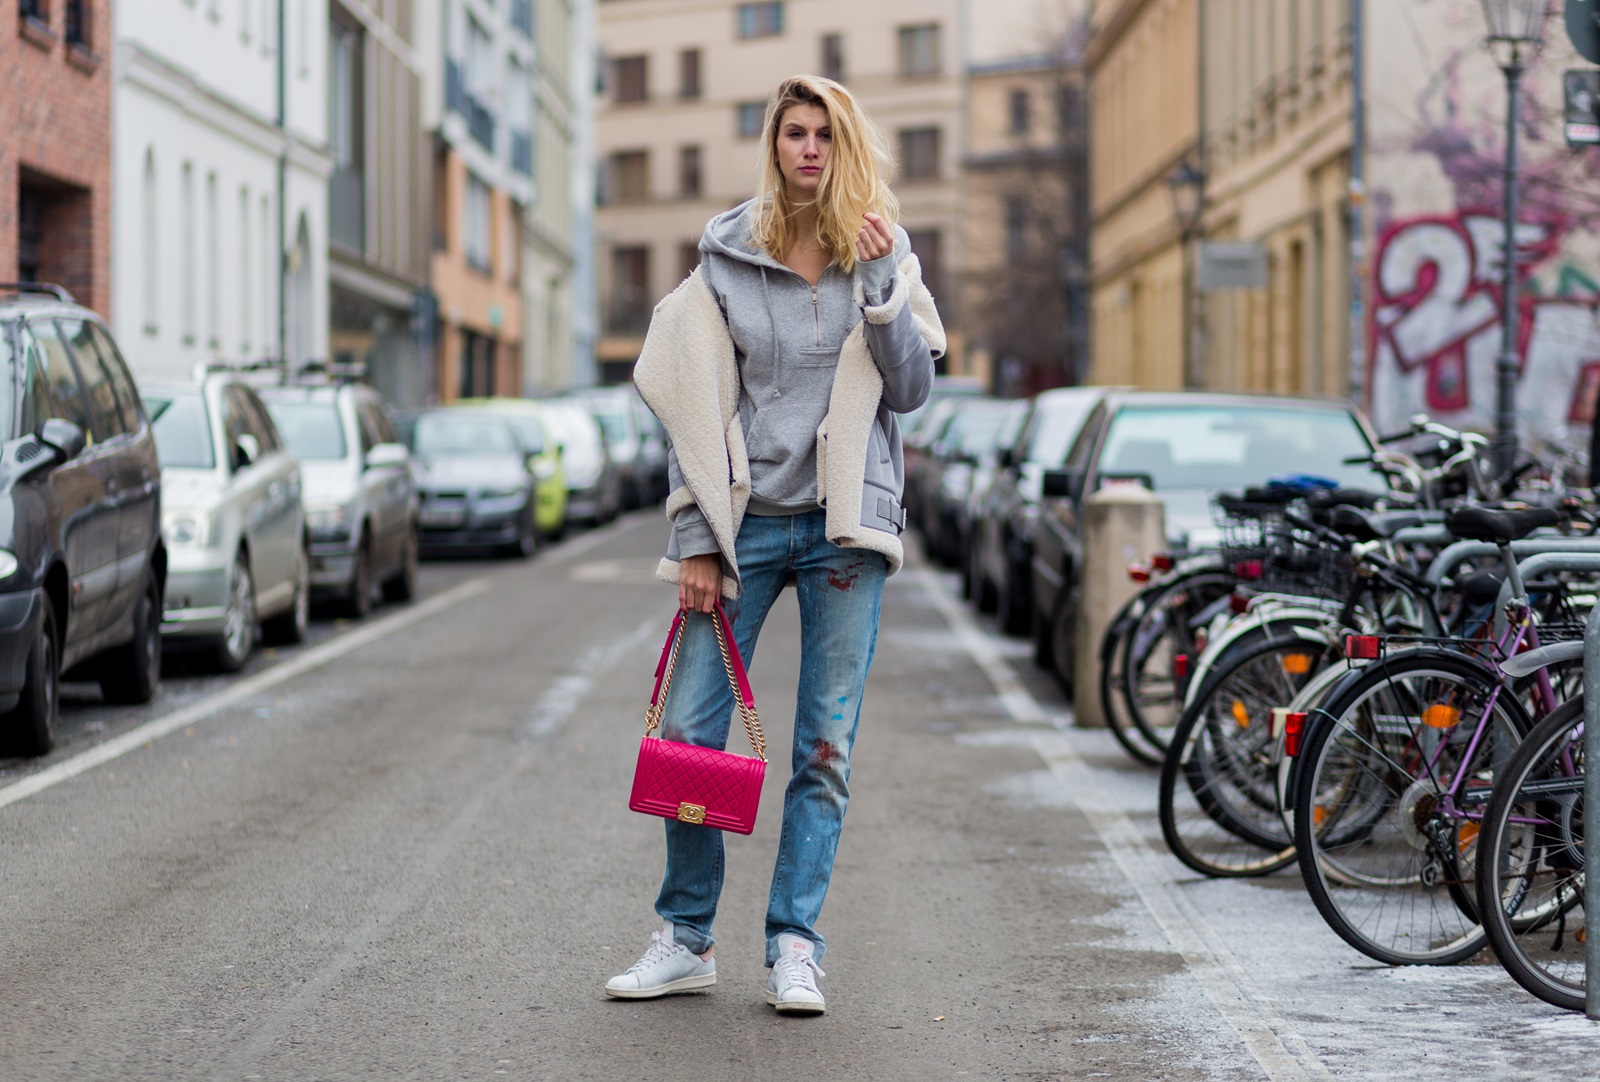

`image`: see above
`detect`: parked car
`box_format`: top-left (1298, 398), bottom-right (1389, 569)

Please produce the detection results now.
top-left (259, 379), bottom-right (417, 617)
top-left (538, 398), bottom-right (624, 527)
top-left (969, 387), bottom-right (1109, 635)
top-left (922, 396), bottom-right (1025, 567)
top-left (630, 394), bottom-right (669, 504)
top-left (567, 386), bottom-right (650, 510)
top-left (406, 409), bottom-right (542, 557)
top-left (453, 397), bottom-right (568, 539)
top-left (0, 286), bottom-right (165, 753)
top-left (1029, 391), bottom-right (1377, 694)
top-left (145, 374), bottom-right (307, 672)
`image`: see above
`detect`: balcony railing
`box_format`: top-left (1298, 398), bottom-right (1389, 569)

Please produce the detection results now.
top-left (511, 0), bottom-right (533, 36)
top-left (330, 168), bottom-right (365, 253)
top-left (511, 131), bottom-right (533, 176)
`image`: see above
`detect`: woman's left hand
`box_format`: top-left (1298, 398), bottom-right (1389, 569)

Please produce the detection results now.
top-left (856, 213), bottom-right (894, 262)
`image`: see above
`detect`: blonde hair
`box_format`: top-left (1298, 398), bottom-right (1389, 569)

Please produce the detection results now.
top-left (750, 75), bottom-right (899, 274)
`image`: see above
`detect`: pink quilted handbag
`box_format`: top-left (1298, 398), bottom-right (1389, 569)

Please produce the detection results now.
top-left (628, 603), bottom-right (767, 834)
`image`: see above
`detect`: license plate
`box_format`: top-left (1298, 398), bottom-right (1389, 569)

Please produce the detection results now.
top-left (419, 506), bottom-right (465, 529)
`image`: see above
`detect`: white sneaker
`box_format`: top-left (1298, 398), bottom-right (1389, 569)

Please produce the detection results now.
top-left (765, 933), bottom-right (825, 1014)
top-left (604, 922), bottom-right (716, 999)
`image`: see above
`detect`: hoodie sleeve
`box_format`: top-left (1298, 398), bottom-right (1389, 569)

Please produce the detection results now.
top-left (859, 227), bottom-right (938, 414)
top-left (666, 441), bottom-right (721, 560)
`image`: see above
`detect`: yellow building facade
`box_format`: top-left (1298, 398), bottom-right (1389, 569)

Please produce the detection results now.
top-left (1085, 0), bottom-right (1199, 390)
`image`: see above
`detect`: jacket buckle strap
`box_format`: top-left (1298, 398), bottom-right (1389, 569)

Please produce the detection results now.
top-left (877, 497), bottom-right (908, 534)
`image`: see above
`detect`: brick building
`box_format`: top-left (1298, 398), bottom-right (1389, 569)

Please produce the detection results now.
top-left (3, 0), bottom-right (113, 315)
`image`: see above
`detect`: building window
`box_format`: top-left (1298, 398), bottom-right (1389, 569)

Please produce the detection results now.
top-left (142, 150), bottom-right (158, 333)
top-left (65, 0), bottom-right (89, 46)
top-left (239, 186), bottom-right (251, 352)
top-left (679, 145), bottom-right (702, 199)
top-left (206, 172), bottom-right (220, 348)
top-left (511, 0), bottom-right (533, 36)
top-left (1009, 89), bottom-right (1031, 135)
top-left (736, 2), bottom-right (782, 39)
top-left (613, 55), bottom-right (648, 104)
top-left (464, 173), bottom-right (492, 273)
top-left (679, 48), bottom-right (701, 99)
top-left (897, 24), bottom-right (940, 78)
top-left (680, 242), bottom-right (701, 281)
top-left (329, 18), bottom-right (365, 252)
top-left (509, 59), bottom-right (534, 176)
top-left (1004, 196), bottom-right (1028, 262)
top-left (899, 127), bottom-right (940, 180)
top-left (463, 14), bottom-right (497, 150)
top-left (608, 150), bottom-right (650, 203)
top-left (609, 246), bottom-right (652, 334)
top-left (736, 101), bottom-right (765, 140)
top-left (905, 228), bottom-right (941, 299)
top-left (459, 329), bottom-right (497, 397)
top-left (820, 33), bottom-right (844, 83)
top-left (182, 163), bottom-right (196, 343)
top-left (19, 0), bottom-right (44, 23)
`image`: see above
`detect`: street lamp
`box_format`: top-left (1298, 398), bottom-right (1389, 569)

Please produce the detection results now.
top-left (1480, 0), bottom-right (1548, 476)
top-left (1167, 161), bottom-right (1205, 388)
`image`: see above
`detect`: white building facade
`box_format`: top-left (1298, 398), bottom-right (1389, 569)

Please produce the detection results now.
top-left (113, 0), bottom-right (331, 382)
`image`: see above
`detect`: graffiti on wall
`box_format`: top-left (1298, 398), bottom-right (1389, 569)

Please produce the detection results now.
top-left (1367, 212), bottom-right (1600, 436)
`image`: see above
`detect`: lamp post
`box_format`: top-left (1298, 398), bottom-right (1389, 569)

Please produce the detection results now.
top-left (1167, 161), bottom-right (1205, 389)
top-left (1480, 0), bottom-right (1548, 477)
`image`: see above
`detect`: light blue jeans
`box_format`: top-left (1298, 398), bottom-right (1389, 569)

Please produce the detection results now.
top-left (654, 509), bottom-right (887, 966)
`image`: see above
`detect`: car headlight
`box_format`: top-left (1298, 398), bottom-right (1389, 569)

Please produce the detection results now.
top-left (0, 550), bottom-right (18, 580)
top-left (481, 488), bottom-right (525, 502)
top-left (164, 515), bottom-right (208, 547)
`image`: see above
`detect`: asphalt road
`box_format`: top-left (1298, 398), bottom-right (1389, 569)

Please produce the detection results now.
top-left (1, 512), bottom-right (1597, 1081)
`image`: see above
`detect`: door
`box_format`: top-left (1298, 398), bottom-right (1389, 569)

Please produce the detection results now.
top-left (225, 385), bottom-right (300, 614)
top-left (26, 319), bottom-right (120, 640)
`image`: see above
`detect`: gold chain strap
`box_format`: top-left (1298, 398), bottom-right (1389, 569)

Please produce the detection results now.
top-left (643, 613), bottom-right (767, 761)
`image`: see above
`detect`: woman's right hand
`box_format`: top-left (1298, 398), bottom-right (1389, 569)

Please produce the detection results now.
top-left (678, 554), bottom-right (723, 613)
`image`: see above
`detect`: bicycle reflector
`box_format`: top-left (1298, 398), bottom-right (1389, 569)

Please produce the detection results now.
top-left (1173, 654), bottom-right (1190, 681)
top-left (1422, 704), bottom-right (1460, 730)
top-left (1229, 593), bottom-right (1251, 614)
top-left (1283, 711), bottom-right (1308, 757)
top-left (1127, 562), bottom-right (1150, 583)
top-left (1344, 635), bottom-right (1381, 661)
top-left (1151, 553), bottom-right (1175, 572)
top-left (1282, 652), bottom-right (1313, 676)
top-left (1234, 559), bottom-right (1263, 580)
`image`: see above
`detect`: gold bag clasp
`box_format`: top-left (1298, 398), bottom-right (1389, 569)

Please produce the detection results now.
top-left (676, 802), bottom-right (707, 825)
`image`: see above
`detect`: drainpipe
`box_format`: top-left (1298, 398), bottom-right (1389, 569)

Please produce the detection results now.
top-left (276, 0), bottom-right (289, 381)
top-left (1347, 0), bottom-right (1366, 407)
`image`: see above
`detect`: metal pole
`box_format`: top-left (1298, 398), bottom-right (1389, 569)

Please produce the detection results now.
top-left (1347, 0), bottom-right (1366, 406)
top-left (1494, 56), bottom-right (1524, 478)
top-left (1583, 598), bottom-right (1600, 1017)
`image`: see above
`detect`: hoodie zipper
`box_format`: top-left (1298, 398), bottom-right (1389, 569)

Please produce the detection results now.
top-left (811, 285), bottom-right (820, 346)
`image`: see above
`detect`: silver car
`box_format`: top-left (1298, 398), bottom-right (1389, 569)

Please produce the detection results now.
top-left (144, 375), bottom-right (308, 671)
top-left (538, 398), bottom-right (623, 526)
top-left (259, 381), bottom-right (417, 617)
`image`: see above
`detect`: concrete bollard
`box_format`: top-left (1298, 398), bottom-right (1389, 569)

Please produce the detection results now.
top-left (1073, 483), bottom-right (1165, 728)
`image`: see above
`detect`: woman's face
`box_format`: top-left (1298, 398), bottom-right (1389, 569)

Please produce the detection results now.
top-left (775, 103), bottom-right (831, 196)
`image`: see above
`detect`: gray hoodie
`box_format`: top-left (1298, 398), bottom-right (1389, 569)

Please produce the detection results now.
top-left (669, 199), bottom-right (940, 560)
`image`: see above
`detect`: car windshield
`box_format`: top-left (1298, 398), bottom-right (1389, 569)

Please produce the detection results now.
top-left (1097, 405), bottom-right (1372, 491)
top-left (492, 412), bottom-right (545, 454)
top-left (413, 413), bottom-right (517, 457)
top-left (265, 399), bottom-right (347, 460)
top-left (1025, 394), bottom-right (1100, 465)
top-left (545, 407), bottom-right (603, 462)
top-left (145, 392), bottom-right (216, 469)
top-left (944, 401), bottom-right (1020, 457)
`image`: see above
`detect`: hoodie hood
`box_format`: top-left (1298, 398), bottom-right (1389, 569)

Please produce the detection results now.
top-left (699, 199), bottom-right (787, 271)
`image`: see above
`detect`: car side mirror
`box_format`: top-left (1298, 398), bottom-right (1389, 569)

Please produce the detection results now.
top-left (996, 447), bottom-right (1016, 470)
top-left (1041, 467), bottom-right (1084, 500)
top-left (233, 432), bottom-right (261, 471)
top-left (365, 442), bottom-right (409, 470)
top-left (37, 417), bottom-right (86, 463)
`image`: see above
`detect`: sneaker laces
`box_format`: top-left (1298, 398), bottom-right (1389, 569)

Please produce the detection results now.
top-left (772, 951), bottom-right (824, 991)
top-left (625, 929), bottom-right (685, 974)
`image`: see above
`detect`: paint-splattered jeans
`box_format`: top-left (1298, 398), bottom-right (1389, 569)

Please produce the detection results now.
top-left (654, 508), bottom-right (887, 967)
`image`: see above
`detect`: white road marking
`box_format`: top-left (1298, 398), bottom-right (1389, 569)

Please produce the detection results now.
top-left (915, 569), bottom-right (1334, 1082)
top-left (0, 577), bottom-right (492, 813)
top-left (518, 612), bottom-right (667, 743)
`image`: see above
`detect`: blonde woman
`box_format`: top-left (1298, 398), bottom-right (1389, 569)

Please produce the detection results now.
top-left (611, 75), bottom-right (944, 1014)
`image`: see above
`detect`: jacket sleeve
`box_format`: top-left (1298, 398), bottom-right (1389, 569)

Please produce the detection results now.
top-left (666, 441), bottom-right (721, 560)
top-left (857, 232), bottom-right (938, 414)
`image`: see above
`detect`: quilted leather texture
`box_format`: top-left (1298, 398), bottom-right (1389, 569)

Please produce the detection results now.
top-left (630, 736), bottom-right (766, 835)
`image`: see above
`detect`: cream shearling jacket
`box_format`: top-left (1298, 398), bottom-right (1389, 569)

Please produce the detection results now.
top-left (634, 253), bottom-right (946, 598)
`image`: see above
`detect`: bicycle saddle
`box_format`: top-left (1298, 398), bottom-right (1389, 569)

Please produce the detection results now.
top-left (1326, 505), bottom-right (1429, 543)
top-left (1444, 505), bottom-right (1562, 544)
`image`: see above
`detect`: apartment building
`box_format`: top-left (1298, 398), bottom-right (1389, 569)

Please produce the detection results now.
top-left (113, 0), bottom-right (331, 380)
top-left (416, 0), bottom-right (532, 401)
top-left (1084, 0), bottom-right (1199, 391)
top-left (594, 0), bottom-right (974, 384)
top-left (3, 0), bottom-right (113, 315)
top-left (326, 0), bottom-right (433, 408)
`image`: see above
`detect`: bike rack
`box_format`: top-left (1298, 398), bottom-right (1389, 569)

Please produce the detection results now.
top-left (1426, 535), bottom-right (1600, 588)
top-left (1587, 600), bottom-right (1600, 1018)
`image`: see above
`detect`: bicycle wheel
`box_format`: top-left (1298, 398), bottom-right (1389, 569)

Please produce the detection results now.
top-left (1293, 649), bottom-right (1533, 965)
top-left (1099, 588), bottom-right (1163, 766)
top-left (1121, 570), bottom-right (1234, 756)
top-left (1476, 695), bottom-right (1587, 1012)
top-left (1160, 634), bottom-right (1333, 877)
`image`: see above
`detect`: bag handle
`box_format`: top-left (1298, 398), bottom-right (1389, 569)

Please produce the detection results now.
top-left (644, 603), bottom-right (766, 760)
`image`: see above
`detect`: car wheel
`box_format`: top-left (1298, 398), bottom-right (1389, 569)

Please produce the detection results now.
top-left (996, 558), bottom-right (1031, 636)
top-left (2, 595), bottom-right (59, 756)
top-left (1049, 590), bottom-right (1078, 700)
top-left (101, 570), bottom-right (162, 704)
top-left (973, 544), bottom-right (999, 615)
top-left (382, 528), bottom-right (419, 602)
top-left (262, 540), bottom-right (310, 645)
top-left (510, 505), bottom-right (538, 558)
top-left (212, 550), bottom-right (257, 673)
top-left (340, 535), bottom-right (373, 619)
